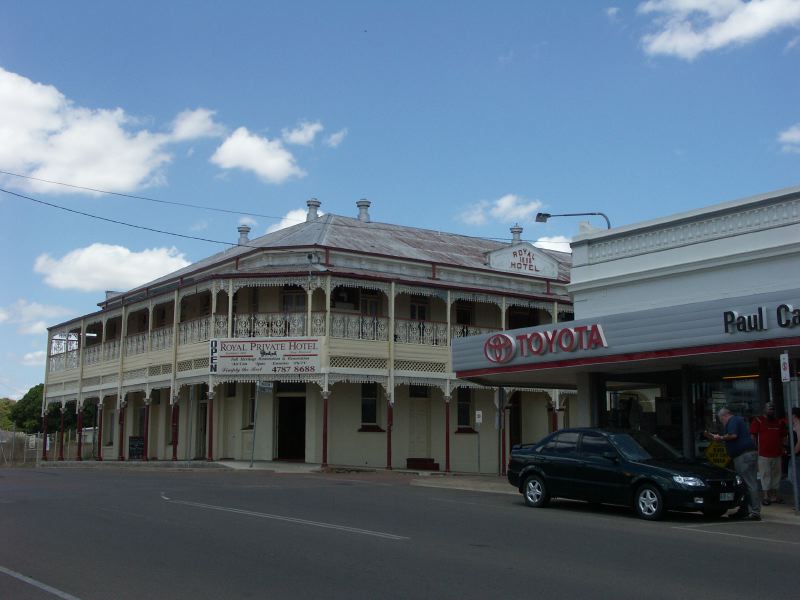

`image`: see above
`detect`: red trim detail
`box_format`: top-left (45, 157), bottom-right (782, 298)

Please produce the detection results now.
top-left (206, 396), bottom-right (213, 462)
top-left (457, 336), bottom-right (800, 378)
top-left (322, 394), bottom-right (329, 468)
top-left (386, 403), bottom-right (393, 470)
top-left (444, 397), bottom-right (450, 473)
top-left (76, 409), bottom-right (83, 461)
top-left (143, 403), bottom-right (150, 462)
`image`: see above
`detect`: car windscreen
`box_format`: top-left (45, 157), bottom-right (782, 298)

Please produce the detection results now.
top-left (608, 431), bottom-right (681, 461)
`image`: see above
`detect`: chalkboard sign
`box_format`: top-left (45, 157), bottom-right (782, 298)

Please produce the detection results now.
top-left (128, 436), bottom-right (145, 460)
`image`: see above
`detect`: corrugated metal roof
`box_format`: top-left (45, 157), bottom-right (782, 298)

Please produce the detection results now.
top-left (104, 212), bottom-right (571, 303)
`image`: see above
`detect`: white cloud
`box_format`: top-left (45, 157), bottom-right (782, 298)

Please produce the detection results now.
top-left (239, 216), bottom-right (258, 227)
top-left (534, 236), bottom-right (573, 253)
top-left (190, 220), bottom-right (209, 231)
top-left (325, 128), bottom-right (348, 148)
top-left (171, 108), bottom-right (225, 141)
top-left (786, 33), bottom-right (800, 48)
top-left (21, 350), bottom-right (47, 367)
top-left (638, 0), bottom-right (800, 60)
top-left (778, 122), bottom-right (800, 151)
top-left (34, 243), bottom-right (191, 292)
top-left (210, 127), bottom-right (305, 184)
top-left (459, 194), bottom-right (543, 226)
top-left (282, 121), bottom-right (324, 146)
top-left (606, 6), bottom-right (621, 20)
top-left (0, 299), bottom-right (72, 334)
top-left (0, 67), bottom-right (231, 194)
top-left (267, 208), bottom-right (314, 233)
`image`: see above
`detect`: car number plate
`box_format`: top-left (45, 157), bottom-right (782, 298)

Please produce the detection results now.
top-left (720, 492), bottom-right (734, 502)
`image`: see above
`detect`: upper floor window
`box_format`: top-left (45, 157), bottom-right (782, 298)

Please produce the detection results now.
top-left (410, 300), bottom-right (428, 321)
top-left (457, 388), bottom-right (472, 430)
top-left (282, 287), bottom-right (306, 313)
top-left (360, 293), bottom-right (381, 317)
top-left (455, 303), bottom-right (473, 326)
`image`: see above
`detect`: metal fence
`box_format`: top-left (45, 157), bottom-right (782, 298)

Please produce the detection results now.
top-left (0, 428), bottom-right (99, 465)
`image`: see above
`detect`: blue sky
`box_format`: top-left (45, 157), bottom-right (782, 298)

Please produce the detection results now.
top-left (1, 1), bottom-right (799, 400)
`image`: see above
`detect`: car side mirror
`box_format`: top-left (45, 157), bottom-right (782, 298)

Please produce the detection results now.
top-left (602, 451), bottom-right (619, 462)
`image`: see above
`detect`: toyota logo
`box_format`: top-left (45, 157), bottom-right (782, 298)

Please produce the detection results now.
top-left (484, 333), bottom-right (516, 364)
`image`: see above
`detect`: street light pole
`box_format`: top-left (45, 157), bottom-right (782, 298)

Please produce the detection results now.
top-left (535, 211), bottom-right (611, 229)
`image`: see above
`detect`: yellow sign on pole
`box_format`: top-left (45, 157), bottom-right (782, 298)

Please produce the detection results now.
top-left (704, 441), bottom-right (730, 467)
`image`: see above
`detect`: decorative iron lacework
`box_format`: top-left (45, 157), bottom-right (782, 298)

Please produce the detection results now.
top-left (231, 276), bottom-right (322, 293)
top-left (395, 284), bottom-right (448, 301)
top-left (194, 358), bottom-right (209, 369)
top-left (328, 374), bottom-right (389, 388)
top-left (395, 377), bottom-right (448, 395)
top-left (331, 277), bottom-right (390, 295)
top-left (148, 365), bottom-right (172, 377)
top-left (452, 380), bottom-right (496, 391)
top-left (209, 374), bottom-right (324, 387)
top-left (123, 368), bottom-right (147, 382)
top-left (394, 360), bottom-right (446, 373)
top-left (121, 384), bottom-right (147, 396)
top-left (505, 298), bottom-right (558, 311)
top-left (450, 291), bottom-right (503, 308)
top-left (330, 356), bottom-right (388, 370)
top-left (177, 360), bottom-right (194, 372)
top-left (178, 282), bottom-right (213, 302)
top-left (585, 197), bottom-right (800, 264)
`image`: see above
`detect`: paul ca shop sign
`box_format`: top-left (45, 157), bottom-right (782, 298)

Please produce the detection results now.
top-left (483, 324), bottom-right (608, 364)
top-left (723, 303), bottom-right (800, 334)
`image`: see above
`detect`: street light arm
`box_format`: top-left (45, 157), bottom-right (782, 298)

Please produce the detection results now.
top-left (535, 211), bottom-right (611, 229)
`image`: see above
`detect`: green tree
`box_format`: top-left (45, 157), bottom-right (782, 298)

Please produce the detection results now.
top-left (0, 398), bottom-right (14, 430)
top-left (9, 384), bottom-right (46, 434)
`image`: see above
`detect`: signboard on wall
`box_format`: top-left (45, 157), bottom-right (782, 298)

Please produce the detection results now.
top-left (209, 338), bottom-right (320, 376)
top-left (486, 243), bottom-right (560, 280)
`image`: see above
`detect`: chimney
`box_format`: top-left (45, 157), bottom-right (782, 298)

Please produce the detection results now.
top-left (307, 198), bottom-right (321, 221)
top-left (510, 223), bottom-right (523, 243)
top-left (237, 225), bottom-right (251, 245)
top-left (356, 199), bottom-right (371, 223)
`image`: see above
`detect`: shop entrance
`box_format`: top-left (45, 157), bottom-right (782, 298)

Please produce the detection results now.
top-left (276, 396), bottom-right (305, 460)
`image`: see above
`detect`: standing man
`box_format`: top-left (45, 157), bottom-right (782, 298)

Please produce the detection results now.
top-left (706, 407), bottom-right (761, 521)
top-left (750, 403), bottom-right (787, 505)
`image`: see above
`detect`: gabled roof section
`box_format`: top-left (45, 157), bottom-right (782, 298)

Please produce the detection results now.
top-left (103, 211), bottom-right (571, 305)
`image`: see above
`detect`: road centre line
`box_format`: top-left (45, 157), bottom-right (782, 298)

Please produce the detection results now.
top-left (672, 526), bottom-right (800, 546)
top-left (160, 494), bottom-right (408, 540)
top-left (0, 565), bottom-right (82, 600)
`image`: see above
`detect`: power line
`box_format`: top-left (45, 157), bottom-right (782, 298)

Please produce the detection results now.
top-left (0, 169), bottom-right (287, 222)
top-left (0, 174), bottom-right (572, 248)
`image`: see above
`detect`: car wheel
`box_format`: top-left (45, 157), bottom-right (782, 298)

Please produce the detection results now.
top-left (701, 508), bottom-right (727, 519)
top-left (634, 483), bottom-right (664, 520)
top-left (523, 475), bottom-right (549, 508)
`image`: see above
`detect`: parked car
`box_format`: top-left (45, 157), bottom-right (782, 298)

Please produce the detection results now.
top-left (507, 427), bottom-right (744, 520)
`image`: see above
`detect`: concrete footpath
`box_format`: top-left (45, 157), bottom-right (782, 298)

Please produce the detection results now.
top-left (34, 459), bottom-right (800, 524)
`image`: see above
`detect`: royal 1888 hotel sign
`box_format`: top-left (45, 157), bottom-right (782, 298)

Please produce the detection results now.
top-left (210, 338), bottom-right (321, 375)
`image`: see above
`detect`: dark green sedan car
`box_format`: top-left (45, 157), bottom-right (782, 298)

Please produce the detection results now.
top-left (508, 428), bottom-right (744, 520)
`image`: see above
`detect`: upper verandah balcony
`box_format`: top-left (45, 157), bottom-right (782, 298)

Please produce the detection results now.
top-left (47, 280), bottom-right (571, 373)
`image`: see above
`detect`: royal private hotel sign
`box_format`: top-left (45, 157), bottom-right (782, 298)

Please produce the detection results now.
top-left (210, 338), bottom-right (321, 376)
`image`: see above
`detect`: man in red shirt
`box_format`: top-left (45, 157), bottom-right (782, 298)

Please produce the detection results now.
top-left (750, 403), bottom-right (788, 505)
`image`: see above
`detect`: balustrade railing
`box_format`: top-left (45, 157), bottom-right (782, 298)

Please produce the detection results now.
top-left (394, 318), bottom-right (449, 346)
top-left (178, 316), bottom-right (211, 345)
top-left (233, 312), bottom-right (309, 338)
top-left (48, 354), bottom-right (65, 373)
top-left (103, 339), bottom-right (120, 362)
top-left (84, 345), bottom-right (102, 366)
top-left (150, 325), bottom-right (173, 351)
top-left (125, 332), bottom-right (149, 356)
top-left (450, 324), bottom-right (500, 339)
top-left (330, 312), bottom-right (388, 341)
top-left (213, 316), bottom-right (228, 338)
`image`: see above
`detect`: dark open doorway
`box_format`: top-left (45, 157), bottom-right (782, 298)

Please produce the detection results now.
top-left (276, 396), bottom-right (305, 460)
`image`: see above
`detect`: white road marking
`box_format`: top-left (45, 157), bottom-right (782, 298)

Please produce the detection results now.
top-left (0, 565), bottom-right (82, 600)
top-left (673, 526), bottom-right (800, 546)
top-left (162, 497), bottom-right (408, 540)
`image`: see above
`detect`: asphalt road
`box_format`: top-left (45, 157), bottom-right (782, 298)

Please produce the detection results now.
top-left (1, 468), bottom-right (798, 600)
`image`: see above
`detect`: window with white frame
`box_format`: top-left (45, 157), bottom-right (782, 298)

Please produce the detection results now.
top-left (457, 388), bottom-right (473, 430)
top-left (243, 383), bottom-right (255, 429)
top-left (361, 383), bottom-right (379, 426)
